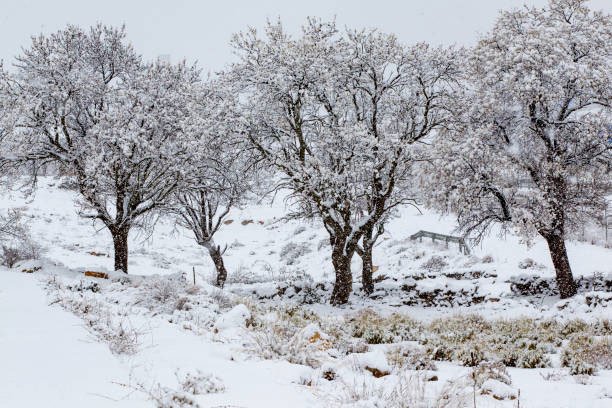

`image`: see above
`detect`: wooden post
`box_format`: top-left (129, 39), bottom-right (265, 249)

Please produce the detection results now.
top-left (192, 266), bottom-right (196, 285)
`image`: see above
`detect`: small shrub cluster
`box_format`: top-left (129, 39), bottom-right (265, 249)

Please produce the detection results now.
top-left (421, 255), bottom-right (448, 272)
top-left (344, 311), bottom-right (608, 371)
top-left (1, 237), bottom-right (42, 268)
top-left (177, 370), bottom-right (225, 395)
top-left (348, 310), bottom-right (424, 344)
top-left (561, 335), bottom-right (612, 375)
top-left (386, 345), bottom-right (436, 371)
top-left (47, 281), bottom-right (141, 355)
top-left (279, 242), bottom-right (312, 265)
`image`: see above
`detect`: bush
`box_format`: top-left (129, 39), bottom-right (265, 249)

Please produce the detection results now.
top-left (279, 242), bottom-right (312, 265)
top-left (1, 238), bottom-right (42, 267)
top-left (177, 370), bottom-right (225, 395)
top-left (386, 346), bottom-right (436, 371)
top-left (561, 334), bottom-right (612, 375)
top-left (349, 310), bottom-right (423, 344)
top-left (421, 255), bottom-right (448, 272)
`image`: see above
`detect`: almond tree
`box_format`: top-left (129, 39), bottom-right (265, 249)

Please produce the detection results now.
top-left (0, 25), bottom-right (200, 273)
top-left (172, 82), bottom-right (252, 287)
top-left (342, 32), bottom-right (461, 294)
top-left (423, 0), bottom-right (611, 298)
top-left (230, 20), bottom-right (459, 303)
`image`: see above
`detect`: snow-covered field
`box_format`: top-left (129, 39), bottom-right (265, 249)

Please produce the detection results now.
top-left (1, 178), bottom-right (611, 407)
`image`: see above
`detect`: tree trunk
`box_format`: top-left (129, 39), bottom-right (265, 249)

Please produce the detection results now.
top-left (112, 227), bottom-right (129, 273)
top-left (208, 245), bottom-right (228, 288)
top-left (543, 233), bottom-right (577, 299)
top-left (360, 228), bottom-right (375, 295)
top-left (330, 242), bottom-right (354, 305)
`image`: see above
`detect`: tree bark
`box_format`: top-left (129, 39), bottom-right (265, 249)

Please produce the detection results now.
top-left (330, 241), bottom-right (354, 305)
top-left (543, 233), bottom-right (577, 299)
top-left (208, 245), bottom-right (228, 288)
top-left (112, 227), bottom-right (129, 273)
top-left (359, 228), bottom-right (375, 295)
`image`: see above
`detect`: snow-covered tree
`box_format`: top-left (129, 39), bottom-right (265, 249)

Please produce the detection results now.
top-left (172, 81), bottom-right (253, 287)
top-left (342, 31), bottom-right (461, 295)
top-left (230, 19), bottom-right (460, 304)
top-left (0, 25), bottom-right (200, 273)
top-left (423, 0), bottom-right (611, 298)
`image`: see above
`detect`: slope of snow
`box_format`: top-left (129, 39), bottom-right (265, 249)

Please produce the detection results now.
top-left (0, 268), bottom-right (147, 407)
top-left (1, 178), bottom-right (611, 407)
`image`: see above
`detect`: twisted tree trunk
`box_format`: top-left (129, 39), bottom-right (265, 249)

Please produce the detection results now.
top-left (207, 244), bottom-right (228, 288)
top-left (543, 233), bottom-right (577, 299)
top-left (359, 227), bottom-right (375, 295)
top-left (328, 229), bottom-right (358, 305)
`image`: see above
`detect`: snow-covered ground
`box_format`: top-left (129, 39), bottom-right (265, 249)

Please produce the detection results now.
top-left (1, 178), bottom-right (611, 407)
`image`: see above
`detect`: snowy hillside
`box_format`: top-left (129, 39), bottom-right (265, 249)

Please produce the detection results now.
top-left (1, 1), bottom-right (611, 407)
top-left (1, 179), bottom-right (611, 407)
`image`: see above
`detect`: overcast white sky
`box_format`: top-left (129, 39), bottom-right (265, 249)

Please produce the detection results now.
top-left (1, 0), bottom-right (610, 73)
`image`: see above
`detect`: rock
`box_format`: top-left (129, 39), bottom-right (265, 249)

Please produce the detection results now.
top-left (214, 304), bottom-right (251, 332)
top-left (354, 350), bottom-right (391, 378)
top-left (365, 366), bottom-right (390, 378)
top-left (84, 271), bottom-right (109, 279)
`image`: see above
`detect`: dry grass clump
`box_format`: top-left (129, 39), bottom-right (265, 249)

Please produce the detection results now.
top-left (323, 372), bottom-right (430, 408)
top-left (386, 345), bottom-right (437, 371)
top-left (47, 281), bottom-right (142, 355)
top-left (421, 316), bottom-right (608, 368)
top-left (249, 306), bottom-right (341, 367)
top-left (561, 334), bottom-right (612, 375)
top-left (249, 307), bottom-right (612, 373)
top-left (348, 309), bottom-right (424, 344)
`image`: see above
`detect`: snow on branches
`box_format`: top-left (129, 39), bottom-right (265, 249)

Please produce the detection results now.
top-left (0, 25), bottom-right (201, 272)
top-left (422, 0), bottom-right (611, 298)
top-left (230, 19), bottom-right (461, 303)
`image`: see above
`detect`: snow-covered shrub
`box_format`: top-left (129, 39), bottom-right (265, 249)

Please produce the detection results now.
top-left (349, 310), bottom-right (423, 345)
top-left (515, 347), bottom-right (550, 369)
top-left (349, 309), bottom-right (394, 344)
top-left (558, 319), bottom-right (590, 336)
top-left (428, 314), bottom-right (491, 344)
top-left (103, 319), bottom-right (141, 355)
top-left (423, 315), bottom-right (558, 368)
top-left (137, 274), bottom-right (188, 313)
top-left (421, 255), bottom-right (447, 272)
top-left (143, 385), bottom-right (201, 408)
top-left (209, 288), bottom-right (236, 309)
top-left (151, 279), bottom-right (180, 303)
top-left (251, 319), bottom-right (333, 368)
top-left (279, 242), bottom-right (311, 265)
top-left (53, 290), bottom-right (141, 354)
top-left (386, 345), bottom-right (436, 371)
top-left (177, 370), bottom-right (225, 395)
top-left (1, 237), bottom-right (42, 268)
top-left (455, 342), bottom-right (486, 367)
top-left (518, 258), bottom-right (545, 270)
top-left (561, 335), bottom-right (612, 375)
top-left (323, 372), bottom-right (467, 408)
top-left (471, 361), bottom-right (512, 387)
top-left (248, 307), bottom-right (352, 368)
top-left (539, 369), bottom-right (566, 382)
top-left (481, 255), bottom-right (494, 263)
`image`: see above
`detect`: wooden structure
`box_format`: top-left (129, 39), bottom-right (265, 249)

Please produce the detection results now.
top-left (410, 230), bottom-right (471, 255)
